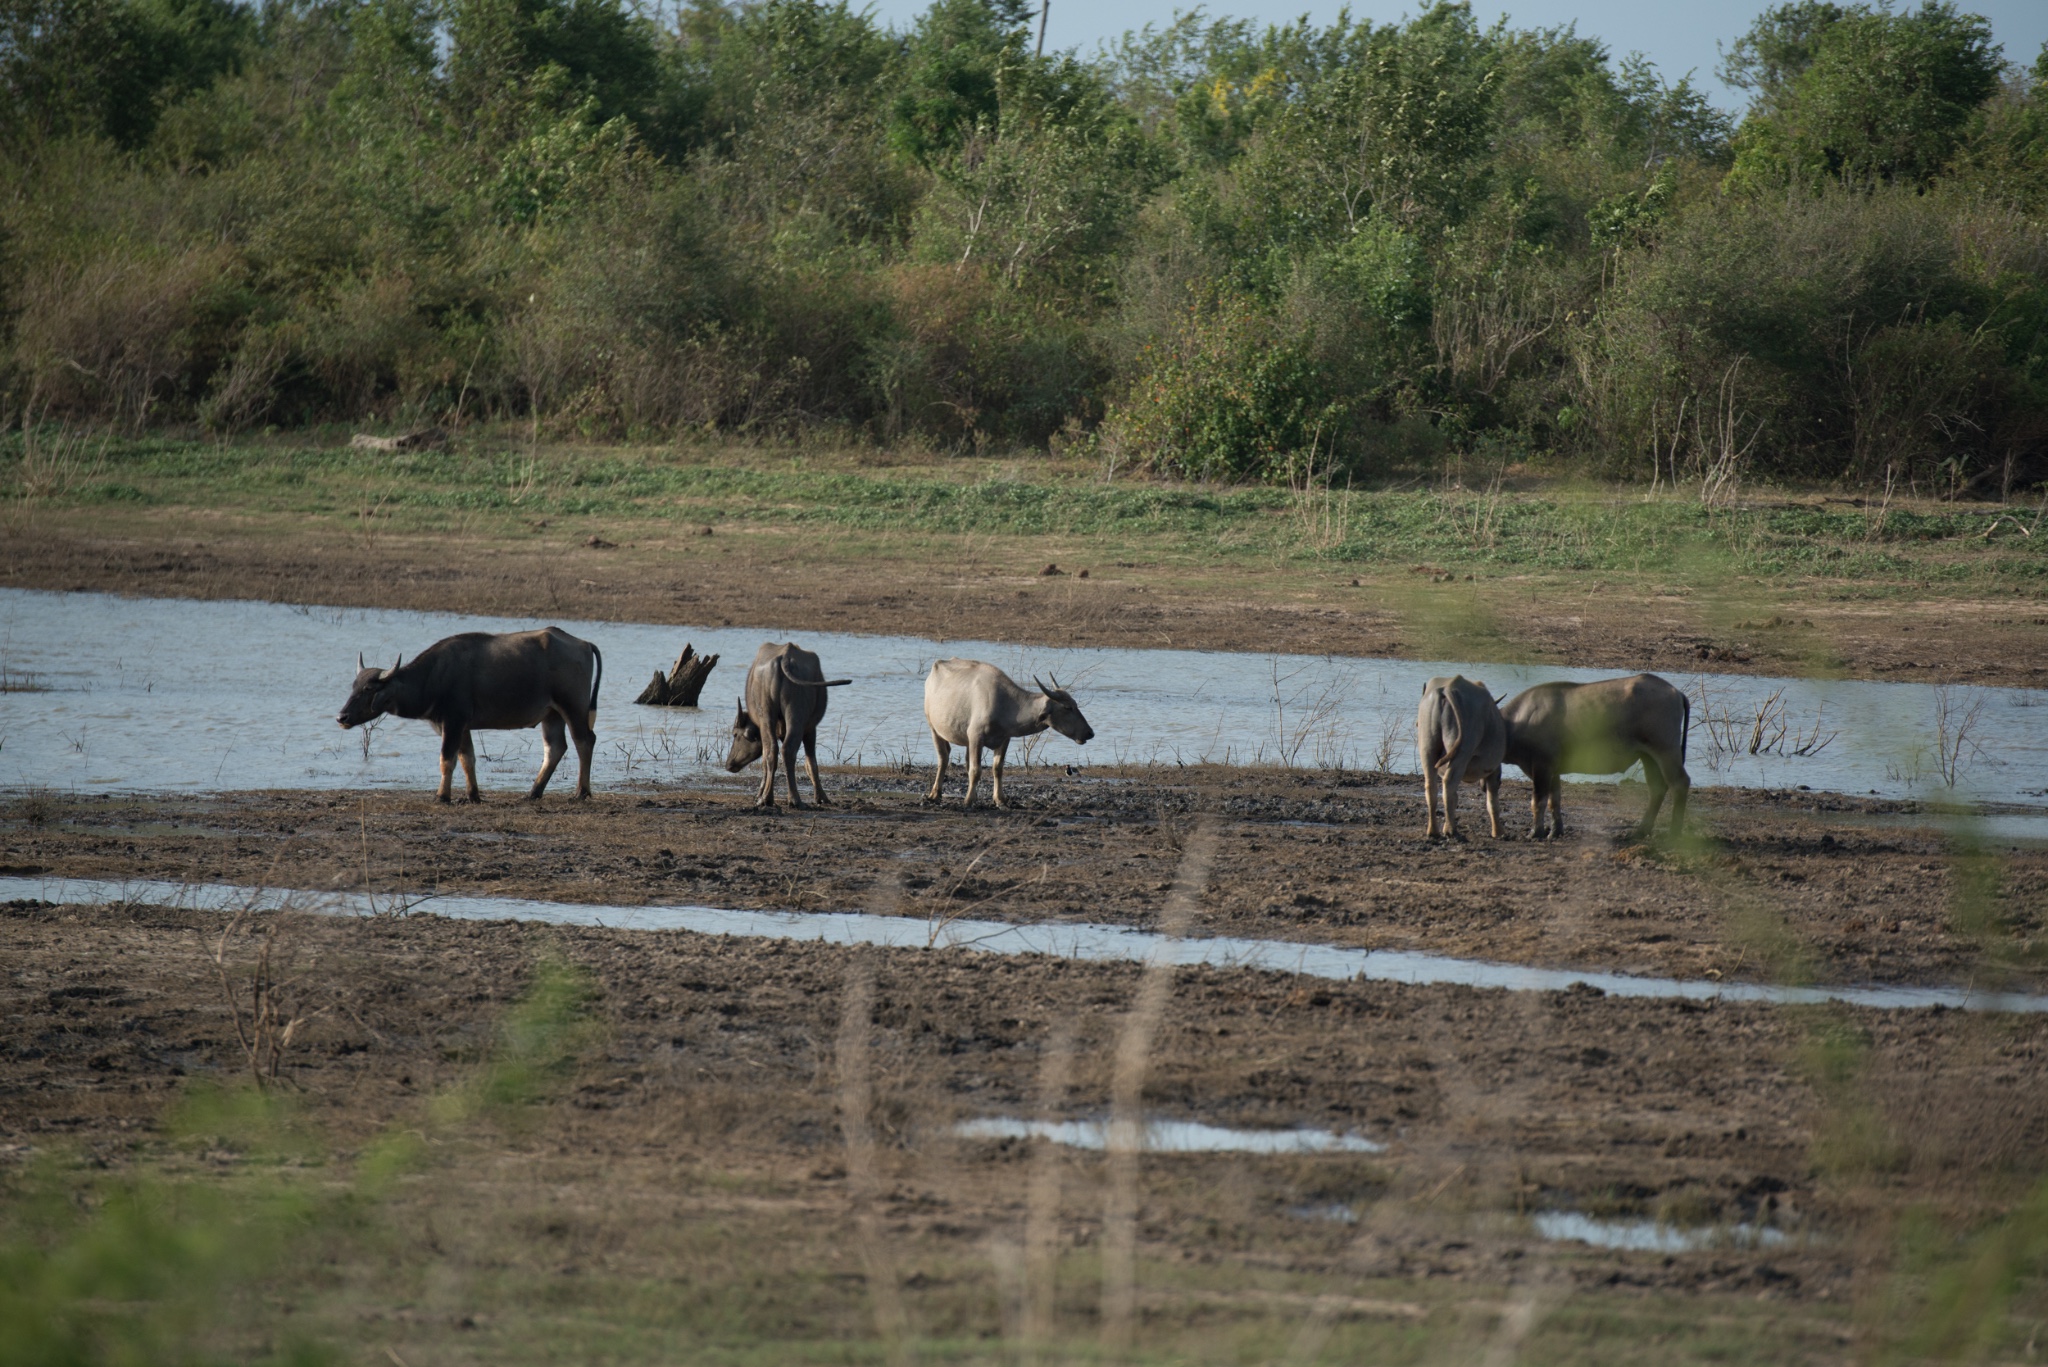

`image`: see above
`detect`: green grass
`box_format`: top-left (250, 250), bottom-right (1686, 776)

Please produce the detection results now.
top-left (5, 430), bottom-right (2046, 594)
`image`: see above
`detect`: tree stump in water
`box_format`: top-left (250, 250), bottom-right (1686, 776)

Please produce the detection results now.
top-left (633, 644), bottom-right (719, 707)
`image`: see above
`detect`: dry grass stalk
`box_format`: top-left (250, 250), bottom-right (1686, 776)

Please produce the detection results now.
top-left (1022, 1019), bottom-right (1076, 1358)
top-left (208, 904), bottom-right (326, 1089)
top-left (1934, 685), bottom-right (1988, 788)
top-left (1100, 820), bottom-right (1217, 1357)
top-left (837, 950), bottom-right (912, 1367)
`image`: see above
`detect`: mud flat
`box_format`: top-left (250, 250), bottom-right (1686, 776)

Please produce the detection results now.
top-left (6, 770), bottom-right (2045, 991)
top-left (5, 878), bottom-right (2046, 1362)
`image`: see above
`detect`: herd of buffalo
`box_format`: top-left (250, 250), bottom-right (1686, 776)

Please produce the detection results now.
top-left (336, 627), bottom-right (1694, 840)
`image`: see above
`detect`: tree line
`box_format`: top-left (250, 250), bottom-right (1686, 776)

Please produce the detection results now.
top-left (3, 0), bottom-right (2044, 489)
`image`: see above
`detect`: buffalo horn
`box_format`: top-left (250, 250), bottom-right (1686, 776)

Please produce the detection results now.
top-left (358, 651), bottom-right (366, 670)
top-left (1032, 674), bottom-right (1050, 696)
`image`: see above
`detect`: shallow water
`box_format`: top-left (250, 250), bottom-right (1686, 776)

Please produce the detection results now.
top-left (1529, 1211), bottom-right (1793, 1254)
top-left (953, 1117), bottom-right (1383, 1154)
top-left (6, 874), bottom-right (2045, 1014)
top-left (1, 589), bottom-right (2042, 803)
top-left (1291, 1203), bottom-right (1796, 1249)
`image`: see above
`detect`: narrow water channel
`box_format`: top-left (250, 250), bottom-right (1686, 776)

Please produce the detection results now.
top-left (6, 874), bottom-right (2044, 1014)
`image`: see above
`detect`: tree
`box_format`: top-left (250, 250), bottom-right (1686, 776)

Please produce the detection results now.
top-left (1726, 2), bottom-right (2002, 189)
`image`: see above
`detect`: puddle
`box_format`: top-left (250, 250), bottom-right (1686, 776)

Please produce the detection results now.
top-left (1855, 812), bottom-right (2048, 843)
top-left (5, 873), bottom-right (2047, 1014)
top-left (2, 589), bottom-right (2044, 803)
top-left (1530, 1211), bottom-right (1793, 1254)
top-left (954, 1117), bottom-right (1382, 1153)
top-left (1289, 1203), bottom-right (1363, 1224)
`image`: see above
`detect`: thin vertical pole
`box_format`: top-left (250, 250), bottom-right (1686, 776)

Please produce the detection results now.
top-left (1036, 0), bottom-right (1048, 56)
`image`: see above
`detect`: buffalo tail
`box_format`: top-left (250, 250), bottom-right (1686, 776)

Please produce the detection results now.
top-left (588, 645), bottom-right (604, 730)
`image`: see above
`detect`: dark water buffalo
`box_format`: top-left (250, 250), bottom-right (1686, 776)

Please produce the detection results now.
top-left (923, 659), bottom-right (1094, 808)
top-left (1415, 674), bottom-right (1506, 840)
top-left (1501, 673), bottom-right (1691, 839)
top-left (725, 643), bottom-right (850, 808)
top-left (336, 627), bottom-right (602, 803)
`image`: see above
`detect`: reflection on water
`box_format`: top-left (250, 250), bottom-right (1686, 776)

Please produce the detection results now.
top-left (1, 589), bottom-right (2043, 802)
top-left (954, 1117), bottom-right (1383, 1154)
top-left (1530, 1211), bottom-right (1793, 1254)
top-left (5, 874), bottom-right (2046, 1014)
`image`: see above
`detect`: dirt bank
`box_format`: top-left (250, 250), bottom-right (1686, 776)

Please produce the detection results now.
top-left (8, 515), bottom-right (2047, 686)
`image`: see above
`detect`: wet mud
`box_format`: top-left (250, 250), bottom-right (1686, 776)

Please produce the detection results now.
top-left (6, 768), bottom-right (2045, 992)
top-left (5, 890), bottom-right (2047, 1315)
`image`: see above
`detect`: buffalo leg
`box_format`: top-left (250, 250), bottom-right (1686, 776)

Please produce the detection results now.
top-left (990, 738), bottom-right (1013, 808)
top-left (803, 729), bottom-right (831, 806)
top-left (962, 736), bottom-right (984, 809)
top-left (437, 726), bottom-right (466, 803)
top-left (756, 733), bottom-right (779, 807)
top-left (783, 725), bottom-right (807, 809)
top-left (1483, 770), bottom-right (1503, 839)
top-left (458, 733), bottom-right (482, 803)
top-left (1526, 769), bottom-right (1548, 838)
top-left (1634, 755), bottom-right (1668, 840)
top-left (1647, 748), bottom-right (1690, 836)
top-left (568, 708), bottom-right (596, 800)
top-left (926, 732), bottom-right (949, 802)
top-left (531, 714), bottom-right (568, 799)
top-left (1547, 774), bottom-right (1565, 838)
top-left (1440, 756), bottom-right (1468, 840)
top-left (1422, 752), bottom-right (1441, 838)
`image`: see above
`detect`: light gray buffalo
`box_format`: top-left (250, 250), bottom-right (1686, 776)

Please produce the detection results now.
top-left (1416, 675), bottom-right (1506, 840)
top-left (725, 643), bottom-right (850, 808)
top-left (1501, 673), bottom-right (1692, 839)
top-left (923, 659), bottom-right (1094, 808)
top-left (336, 627), bottom-right (602, 803)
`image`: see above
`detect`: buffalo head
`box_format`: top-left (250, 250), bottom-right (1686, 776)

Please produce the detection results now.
top-left (1033, 674), bottom-right (1094, 745)
top-left (337, 652), bottom-right (401, 729)
top-left (725, 697), bottom-right (764, 771)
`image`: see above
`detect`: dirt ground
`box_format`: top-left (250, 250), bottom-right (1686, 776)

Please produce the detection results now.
top-left (7, 886), bottom-right (2045, 1363)
top-left (8, 514), bottom-right (2048, 686)
top-left (6, 771), bottom-right (2044, 992)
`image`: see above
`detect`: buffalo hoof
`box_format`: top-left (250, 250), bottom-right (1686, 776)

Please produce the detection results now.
top-left (436, 793), bottom-right (452, 805)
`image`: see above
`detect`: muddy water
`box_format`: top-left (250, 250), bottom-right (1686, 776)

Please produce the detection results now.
top-left (7, 874), bottom-right (2047, 1014)
top-left (1, 588), bottom-right (2042, 802)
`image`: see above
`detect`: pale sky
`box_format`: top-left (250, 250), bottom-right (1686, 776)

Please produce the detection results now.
top-left (862, 0), bottom-right (2048, 110)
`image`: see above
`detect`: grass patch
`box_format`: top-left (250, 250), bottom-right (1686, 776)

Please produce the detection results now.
top-left (5, 431), bottom-right (2046, 602)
